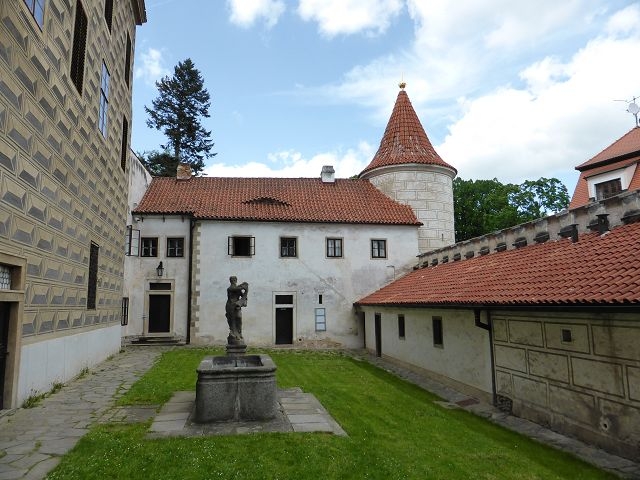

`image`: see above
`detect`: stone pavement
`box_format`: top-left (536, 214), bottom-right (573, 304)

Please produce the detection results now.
top-left (354, 351), bottom-right (640, 480)
top-left (0, 346), bottom-right (164, 480)
top-left (148, 387), bottom-right (347, 437)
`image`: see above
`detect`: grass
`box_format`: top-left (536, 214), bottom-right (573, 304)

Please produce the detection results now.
top-left (22, 381), bottom-right (65, 408)
top-left (47, 348), bottom-right (615, 480)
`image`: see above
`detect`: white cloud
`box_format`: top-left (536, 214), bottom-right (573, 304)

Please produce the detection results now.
top-left (227, 0), bottom-right (285, 28)
top-left (297, 0), bottom-right (403, 37)
top-left (203, 142), bottom-right (374, 178)
top-left (134, 48), bottom-right (170, 86)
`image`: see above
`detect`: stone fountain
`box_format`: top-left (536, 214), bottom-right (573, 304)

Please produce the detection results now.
top-left (195, 277), bottom-right (278, 423)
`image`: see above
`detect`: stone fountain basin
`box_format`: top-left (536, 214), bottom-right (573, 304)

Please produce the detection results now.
top-left (195, 354), bottom-right (277, 423)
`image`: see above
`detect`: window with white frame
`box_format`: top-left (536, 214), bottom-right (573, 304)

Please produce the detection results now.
top-left (167, 237), bottom-right (184, 257)
top-left (228, 236), bottom-right (255, 257)
top-left (98, 62), bottom-right (110, 136)
top-left (280, 237), bottom-right (297, 258)
top-left (124, 226), bottom-right (139, 256)
top-left (326, 238), bottom-right (343, 258)
top-left (141, 237), bottom-right (158, 257)
top-left (315, 308), bottom-right (326, 332)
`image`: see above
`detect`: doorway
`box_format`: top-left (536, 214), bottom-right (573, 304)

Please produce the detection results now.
top-left (374, 312), bottom-right (382, 357)
top-left (0, 303), bottom-right (9, 409)
top-left (148, 294), bottom-right (171, 333)
top-left (275, 307), bottom-right (293, 344)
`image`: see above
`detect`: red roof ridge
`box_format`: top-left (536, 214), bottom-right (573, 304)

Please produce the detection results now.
top-left (360, 87), bottom-right (456, 176)
top-left (576, 126), bottom-right (640, 171)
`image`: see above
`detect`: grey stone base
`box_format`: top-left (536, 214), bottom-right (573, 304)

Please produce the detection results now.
top-left (149, 388), bottom-right (347, 438)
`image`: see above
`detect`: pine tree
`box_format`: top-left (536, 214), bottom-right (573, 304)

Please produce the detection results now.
top-left (145, 58), bottom-right (215, 176)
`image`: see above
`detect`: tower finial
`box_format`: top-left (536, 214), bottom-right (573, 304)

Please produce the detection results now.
top-left (399, 74), bottom-right (406, 90)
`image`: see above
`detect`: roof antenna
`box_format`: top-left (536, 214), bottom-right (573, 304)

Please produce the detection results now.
top-left (614, 96), bottom-right (639, 127)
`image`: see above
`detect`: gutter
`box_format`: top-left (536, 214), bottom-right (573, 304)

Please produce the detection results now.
top-left (474, 309), bottom-right (497, 406)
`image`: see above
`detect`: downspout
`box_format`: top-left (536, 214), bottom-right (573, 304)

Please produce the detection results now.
top-left (186, 217), bottom-right (195, 344)
top-left (474, 308), bottom-right (497, 406)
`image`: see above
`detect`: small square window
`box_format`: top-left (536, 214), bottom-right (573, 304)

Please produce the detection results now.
top-left (432, 316), bottom-right (443, 347)
top-left (280, 237), bottom-right (297, 258)
top-left (228, 236), bottom-right (255, 257)
top-left (561, 328), bottom-right (572, 343)
top-left (371, 239), bottom-right (387, 259)
top-left (167, 237), bottom-right (184, 257)
top-left (398, 314), bottom-right (405, 339)
top-left (315, 308), bottom-right (326, 332)
top-left (141, 237), bottom-right (158, 257)
top-left (326, 238), bottom-right (343, 258)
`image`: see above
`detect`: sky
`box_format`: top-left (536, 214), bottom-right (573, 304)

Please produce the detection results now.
top-left (130, 0), bottom-right (640, 192)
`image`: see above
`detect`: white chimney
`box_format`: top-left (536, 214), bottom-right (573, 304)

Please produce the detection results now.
top-left (321, 165), bottom-right (335, 183)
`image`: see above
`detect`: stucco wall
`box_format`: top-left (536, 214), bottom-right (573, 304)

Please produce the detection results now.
top-left (493, 310), bottom-right (640, 460)
top-left (360, 306), bottom-right (493, 400)
top-left (192, 221), bottom-right (419, 348)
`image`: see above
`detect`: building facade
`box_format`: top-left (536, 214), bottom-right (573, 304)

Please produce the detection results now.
top-left (0, 0), bottom-right (145, 407)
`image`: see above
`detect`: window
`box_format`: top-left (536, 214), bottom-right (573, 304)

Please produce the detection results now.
top-left (280, 237), bottom-right (297, 258)
top-left (0, 265), bottom-right (12, 290)
top-left (23, 0), bottom-right (45, 29)
top-left (104, 0), bottom-right (113, 31)
top-left (432, 316), bottom-right (443, 347)
top-left (595, 178), bottom-right (622, 201)
top-left (315, 308), bottom-right (326, 332)
top-left (70, 0), bottom-right (87, 94)
top-left (371, 239), bottom-right (387, 259)
top-left (120, 116), bottom-right (128, 171)
top-left (121, 297), bottom-right (129, 326)
top-left (141, 237), bottom-right (158, 257)
top-left (167, 238), bottom-right (184, 257)
top-left (124, 33), bottom-right (132, 88)
top-left (125, 226), bottom-right (139, 256)
top-left (326, 238), bottom-right (343, 258)
top-left (561, 328), bottom-right (572, 343)
top-left (228, 236), bottom-right (255, 257)
top-left (99, 62), bottom-right (110, 137)
top-left (398, 314), bottom-right (405, 339)
top-left (87, 242), bottom-right (99, 309)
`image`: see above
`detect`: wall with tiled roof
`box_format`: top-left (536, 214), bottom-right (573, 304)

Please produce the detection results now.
top-left (133, 176), bottom-right (420, 225)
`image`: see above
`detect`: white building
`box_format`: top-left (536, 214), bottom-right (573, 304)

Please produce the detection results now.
top-left (124, 85), bottom-right (457, 347)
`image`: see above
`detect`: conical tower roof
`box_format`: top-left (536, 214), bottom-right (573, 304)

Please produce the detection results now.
top-left (360, 85), bottom-right (456, 176)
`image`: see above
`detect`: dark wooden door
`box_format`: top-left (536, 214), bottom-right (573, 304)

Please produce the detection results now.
top-left (0, 304), bottom-right (9, 409)
top-left (148, 295), bottom-right (170, 333)
top-left (275, 307), bottom-right (293, 344)
top-left (374, 313), bottom-right (382, 357)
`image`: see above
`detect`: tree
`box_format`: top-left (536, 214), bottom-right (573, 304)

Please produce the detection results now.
top-left (145, 58), bottom-right (214, 176)
top-left (453, 177), bottom-right (569, 242)
top-left (138, 150), bottom-right (180, 177)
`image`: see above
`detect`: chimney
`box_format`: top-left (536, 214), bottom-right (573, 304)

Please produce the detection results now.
top-left (597, 214), bottom-right (610, 235)
top-left (176, 163), bottom-right (192, 180)
top-left (321, 165), bottom-right (335, 183)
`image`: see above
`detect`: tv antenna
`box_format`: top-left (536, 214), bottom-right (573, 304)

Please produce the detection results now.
top-left (615, 96), bottom-right (640, 127)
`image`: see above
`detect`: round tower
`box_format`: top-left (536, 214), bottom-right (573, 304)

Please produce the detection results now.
top-left (359, 83), bottom-right (457, 253)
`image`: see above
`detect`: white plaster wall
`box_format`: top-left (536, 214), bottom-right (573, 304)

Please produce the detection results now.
top-left (361, 306), bottom-right (493, 396)
top-left (365, 167), bottom-right (455, 252)
top-left (123, 216), bottom-right (191, 339)
top-left (194, 221), bottom-right (419, 348)
top-left (17, 325), bottom-right (121, 404)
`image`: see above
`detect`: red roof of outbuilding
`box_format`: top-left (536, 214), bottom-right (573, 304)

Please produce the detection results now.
top-left (576, 127), bottom-right (640, 170)
top-left (360, 88), bottom-right (456, 176)
top-left (356, 221), bottom-right (640, 307)
top-left (133, 176), bottom-right (421, 225)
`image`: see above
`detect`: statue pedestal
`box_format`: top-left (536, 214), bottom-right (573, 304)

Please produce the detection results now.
top-left (226, 343), bottom-right (247, 357)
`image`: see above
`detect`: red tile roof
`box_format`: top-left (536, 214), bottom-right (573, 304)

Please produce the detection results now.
top-left (360, 88), bottom-right (456, 176)
top-left (133, 177), bottom-right (421, 225)
top-left (569, 127), bottom-right (640, 209)
top-left (356, 221), bottom-right (640, 307)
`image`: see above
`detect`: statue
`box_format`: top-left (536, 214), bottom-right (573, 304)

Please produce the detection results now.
top-left (225, 276), bottom-right (248, 345)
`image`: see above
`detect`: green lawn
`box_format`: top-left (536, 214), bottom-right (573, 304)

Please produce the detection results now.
top-left (47, 349), bottom-right (615, 480)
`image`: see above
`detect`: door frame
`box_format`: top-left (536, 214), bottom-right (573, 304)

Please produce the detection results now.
top-left (144, 279), bottom-right (175, 336)
top-left (272, 292), bottom-right (296, 345)
top-left (0, 253), bottom-right (25, 409)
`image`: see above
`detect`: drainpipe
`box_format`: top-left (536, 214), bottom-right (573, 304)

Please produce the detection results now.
top-left (186, 217), bottom-right (195, 344)
top-left (474, 309), bottom-right (497, 406)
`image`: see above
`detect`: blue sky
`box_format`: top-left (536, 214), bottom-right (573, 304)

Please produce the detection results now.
top-left (131, 0), bottom-right (640, 191)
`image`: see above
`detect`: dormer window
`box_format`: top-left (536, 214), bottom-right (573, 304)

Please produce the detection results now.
top-left (595, 178), bottom-right (622, 201)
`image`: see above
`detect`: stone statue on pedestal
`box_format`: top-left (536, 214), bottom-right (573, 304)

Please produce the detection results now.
top-left (225, 276), bottom-right (248, 345)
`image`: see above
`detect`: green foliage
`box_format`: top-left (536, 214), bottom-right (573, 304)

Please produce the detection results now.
top-left (454, 177), bottom-right (569, 241)
top-left (137, 150), bottom-right (180, 177)
top-left (50, 350), bottom-right (613, 480)
top-left (144, 58), bottom-right (215, 176)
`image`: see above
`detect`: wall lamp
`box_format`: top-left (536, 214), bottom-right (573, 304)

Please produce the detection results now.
top-left (156, 261), bottom-right (164, 277)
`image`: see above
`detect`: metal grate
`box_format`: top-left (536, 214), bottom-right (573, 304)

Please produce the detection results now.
top-left (0, 265), bottom-right (10, 290)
